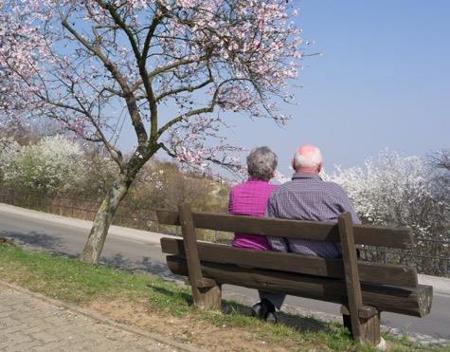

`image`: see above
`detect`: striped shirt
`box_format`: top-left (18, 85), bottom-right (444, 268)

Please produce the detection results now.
top-left (266, 172), bottom-right (360, 258)
top-left (229, 178), bottom-right (277, 251)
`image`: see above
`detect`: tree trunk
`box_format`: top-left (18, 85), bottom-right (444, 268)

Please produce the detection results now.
top-left (80, 174), bottom-right (130, 264)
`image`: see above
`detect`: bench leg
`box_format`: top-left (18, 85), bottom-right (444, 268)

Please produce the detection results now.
top-left (338, 214), bottom-right (381, 347)
top-left (178, 203), bottom-right (223, 311)
top-left (342, 306), bottom-right (381, 346)
top-left (192, 283), bottom-right (222, 310)
top-left (360, 312), bottom-right (381, 346)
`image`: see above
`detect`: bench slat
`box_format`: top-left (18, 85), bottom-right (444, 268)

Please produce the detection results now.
top-left (157, 210), bottom-right (413, 249)
top-left (166, 255), bottom-right (433, 317)
top-left (161, 237), bottom-right (418, 288)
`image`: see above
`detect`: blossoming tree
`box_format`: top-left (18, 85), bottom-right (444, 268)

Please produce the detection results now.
top-left (326, 150), bottom-right (449, 275)
top-left (0, 0), bottom-right (303, 263)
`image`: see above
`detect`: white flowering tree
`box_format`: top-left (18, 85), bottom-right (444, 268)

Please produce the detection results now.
top-left (0, 135), bottom-right (87, 196)
top-left (326, 150), bottom-right (449, 275)
top-left (429, 149), bottom-right (450, 204)
top-left (0, 0), bottom-right (303, 263)
top-left (0, 136), bottom-right (21, 182)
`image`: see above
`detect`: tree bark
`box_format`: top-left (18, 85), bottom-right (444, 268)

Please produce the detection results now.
top-left (80, 174), bottom-right (130, 264)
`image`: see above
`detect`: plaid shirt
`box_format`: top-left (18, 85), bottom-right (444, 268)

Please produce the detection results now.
top-left (266, 172), bottom-right (360, 258)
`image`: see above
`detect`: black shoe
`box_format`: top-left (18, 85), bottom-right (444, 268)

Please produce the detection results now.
top-left (265, 311), bottom-right (278, 324)
top-left (263, 300), bottom-right (278, 324)
top-left (251, 301), bottom-right (267, 319)
top-left (251, 299), bottom-right (278, 323)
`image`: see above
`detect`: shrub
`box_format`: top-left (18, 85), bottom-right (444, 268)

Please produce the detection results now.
top-left (0, 135), bottom-right (87, 196)
top-left (326, 150), bottom-right (449, 275)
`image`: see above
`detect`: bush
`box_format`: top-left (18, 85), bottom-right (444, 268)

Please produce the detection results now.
top-left (0, 135), bottom-right (87, 196)
top-left (326, 150), bottom-right (449, 275)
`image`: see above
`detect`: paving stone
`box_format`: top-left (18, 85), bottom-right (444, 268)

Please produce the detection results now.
top-left (0, 283), bottom-right (185, 352)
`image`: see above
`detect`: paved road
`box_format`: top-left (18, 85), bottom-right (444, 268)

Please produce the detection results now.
top-left (0, 203), bottom-right (449, 342)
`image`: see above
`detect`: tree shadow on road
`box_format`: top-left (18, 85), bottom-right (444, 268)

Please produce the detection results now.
top-left (100, 253), bottom-right (181, 281)
top-left (1, 232), bottom-right (179, 281)
top-left (0, 231), bottom-right (64, 251)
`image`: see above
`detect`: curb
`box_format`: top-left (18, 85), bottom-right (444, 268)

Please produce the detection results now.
top-left (0, 279), bottom-right (205, 352)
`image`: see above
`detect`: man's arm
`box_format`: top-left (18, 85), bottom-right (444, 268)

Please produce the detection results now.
top-left (336, 188), bottom-right (361, 224)
top-left (265, 195), bottom-right (289, 252)
top-left (265, 195), bottom-right (276, 217)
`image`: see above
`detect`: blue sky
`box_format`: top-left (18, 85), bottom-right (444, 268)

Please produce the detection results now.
top-left (231, 0), bottom-right (450, 174)
top-left (121, 0), bottom-right (450, 176)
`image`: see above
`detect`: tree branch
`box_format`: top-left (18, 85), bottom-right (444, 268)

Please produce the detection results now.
top-left (157, 77), bottom-right (251, 137)
top-left (71, 94), bottom-right (124, 169)
top-left (157, 105), bottom-right (215, 138)
top-left (156, 77), bottom-right (213, 103)
top-left (61, 16), bottom-right (148, 146)
top-left (158, 143), bottom-right (241, 174)
top-left (95, 0), bottom-right (162, 143)
top-left (95, 0), bottom-right (141, 60)
top-left (130, 55), bottom-right (208, 92)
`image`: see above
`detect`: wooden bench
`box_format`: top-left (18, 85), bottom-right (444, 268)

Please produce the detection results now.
top-left (157, 203), bottom-right (433, 346)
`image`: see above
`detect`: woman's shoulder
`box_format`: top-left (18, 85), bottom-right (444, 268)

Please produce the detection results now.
top-left (231, 179), bottom-right (276, 193)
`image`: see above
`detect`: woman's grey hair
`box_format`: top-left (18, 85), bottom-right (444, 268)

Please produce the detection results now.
top-left (247, 146), bottom-right (278, 181)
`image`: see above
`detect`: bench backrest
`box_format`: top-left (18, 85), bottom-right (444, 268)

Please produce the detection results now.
top-left (157, 210), bottom-right (413, 249)
top-left (157, 208), bottom-right (417, 289)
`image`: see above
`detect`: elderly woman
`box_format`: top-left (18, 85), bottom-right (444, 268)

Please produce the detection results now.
top-left (228, 146), bottom-right (280, 322)
top-left (228, 146), bottom-right (278, 250)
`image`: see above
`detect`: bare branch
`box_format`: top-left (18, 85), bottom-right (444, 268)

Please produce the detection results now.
top-left (61, 17), bottom-right (148, 145)
top-left (95, 0), bottom-right (141, 60)
top-left (156, 78), bottom-right (213, 103)
top-left (156, 77), bottom-right (247, 138)
top-left (95, 0), bottom-right (163, 143)
top-left (157, 105), bottom-right (215, 138)
top-left (142, 11), bottom-right (164, 63)
top-left (130, 55), bottom-right (208, 92)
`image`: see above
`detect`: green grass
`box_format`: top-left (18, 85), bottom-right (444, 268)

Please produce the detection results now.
top-left (0, 244), bottom-right (448, 352)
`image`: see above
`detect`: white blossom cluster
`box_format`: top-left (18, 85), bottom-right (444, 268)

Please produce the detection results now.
top-left (0, 135), bottom-right (87, 195)
top-left (325, 150), bottom-right (449, 274)
top-left (325, 150), bottom-right (436, 226)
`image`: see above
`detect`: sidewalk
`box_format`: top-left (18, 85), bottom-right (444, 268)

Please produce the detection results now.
top-left (0, 281), bottom-right (194, 352)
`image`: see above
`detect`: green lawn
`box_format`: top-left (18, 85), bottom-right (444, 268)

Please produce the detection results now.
top-left (0, 243), bottom-right (447, 352)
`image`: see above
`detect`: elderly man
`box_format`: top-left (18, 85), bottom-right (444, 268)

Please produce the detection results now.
top-left (256, 144), bottom-right (360, 321)
top-left (268, 144), bottom-right (360, 255)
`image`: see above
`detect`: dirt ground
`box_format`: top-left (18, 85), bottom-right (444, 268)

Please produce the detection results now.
top-left (87, 298), bottom-right (324, 352)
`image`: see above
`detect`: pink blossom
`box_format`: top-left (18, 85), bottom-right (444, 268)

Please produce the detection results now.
top-left (1, 0), bottom-right (304, 171)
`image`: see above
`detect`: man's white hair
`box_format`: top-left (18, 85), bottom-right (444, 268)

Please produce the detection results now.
top-left (293, 145), bottom-right (323, 170)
